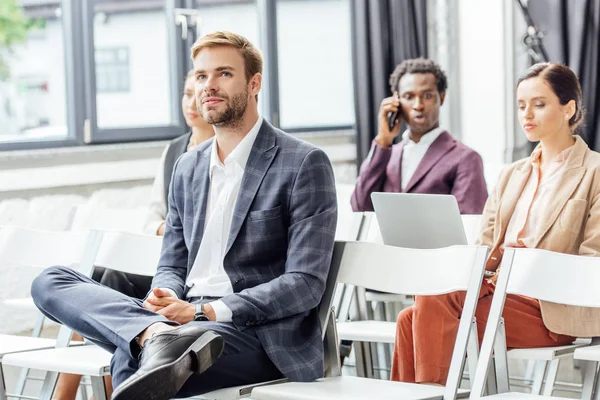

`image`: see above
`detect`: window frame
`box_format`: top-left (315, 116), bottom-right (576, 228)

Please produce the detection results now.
top-left (0, 0), bottom-right (354, 151)
top-left (81, 0), bottom-right (188, 144)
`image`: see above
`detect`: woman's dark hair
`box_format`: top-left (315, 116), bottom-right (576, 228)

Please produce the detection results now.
top-left (517, 62), bottom-right (584, 131)
top-left (389, 58), bottom-right (448, 95)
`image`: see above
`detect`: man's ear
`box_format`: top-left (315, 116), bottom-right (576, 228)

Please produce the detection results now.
top-left (249, 73), bottom-right (262, 97)
top-left (439, 91), bottom-right (446, 106)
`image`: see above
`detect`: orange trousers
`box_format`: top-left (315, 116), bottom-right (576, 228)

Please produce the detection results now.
top-left (390, 281), bottom-right (575, 384)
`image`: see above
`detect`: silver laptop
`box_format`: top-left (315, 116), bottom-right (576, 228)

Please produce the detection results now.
top-left (370, 192), bottom-right (468, 249)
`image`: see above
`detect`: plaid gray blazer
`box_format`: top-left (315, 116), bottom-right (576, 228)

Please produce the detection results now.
top-left (152, 119), bottom-right (338, 382)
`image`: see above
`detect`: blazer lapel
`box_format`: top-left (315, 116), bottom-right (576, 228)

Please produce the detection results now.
top-left (402, 132), bottom-right (456, 193)
top-left (532, 137), bottom-right (587, 247)
top-left (388, 142), bottom-right (405, 192)
top-left (189, 144), bottom-right (212, 260)
top-left (225, 121), bottom-right (278, 254)
top-left (494, 162), bottom-right (531, 245)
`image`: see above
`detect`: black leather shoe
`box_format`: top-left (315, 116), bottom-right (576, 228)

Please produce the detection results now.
top-left (112, 324), bottom-right (224, 400)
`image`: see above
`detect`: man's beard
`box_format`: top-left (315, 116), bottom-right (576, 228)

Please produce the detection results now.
top-left (200, 89), bottom-right (248, 127)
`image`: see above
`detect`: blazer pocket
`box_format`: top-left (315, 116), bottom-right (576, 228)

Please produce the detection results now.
top-left (559, 199), bottom-right (588, 234)
top-left (249, 205), bottom-right (283, 221)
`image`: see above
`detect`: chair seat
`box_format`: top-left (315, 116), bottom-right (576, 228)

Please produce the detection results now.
top-left (507, 338), bottom-right (590, 360)
top-left (574, 343), bottom-right (600, 361)
top-left (251, 376), bottom-right (469, 400)
top-left (2, 297), bottom-right (35, 309)
top-left (0, 334), bottom-right (57, 357)
top-left (337, 321), bottom-right (395, 344)
top-left (481, 392), bottom-right (570, 400)
top-left (193, 379), bottom-right (287, 399)
top-left (2, 344), bottom-right (111, 376)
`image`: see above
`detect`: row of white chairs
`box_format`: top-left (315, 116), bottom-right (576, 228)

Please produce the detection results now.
top-left (2, 209), bottom-right (600, 400)
top-left (250, 215), bottom-right (600, 400)
top-left (340, 213), bottom-right (590, 396)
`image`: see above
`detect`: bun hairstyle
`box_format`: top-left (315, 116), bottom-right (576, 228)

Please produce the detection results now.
top-left (517, 63), bottom-right (584, 132)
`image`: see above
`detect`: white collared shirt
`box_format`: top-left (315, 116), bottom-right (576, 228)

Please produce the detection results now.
top-left (185, 116), bottom-right (263, 321)
top-left (401, 127), bottom-right (444, 190)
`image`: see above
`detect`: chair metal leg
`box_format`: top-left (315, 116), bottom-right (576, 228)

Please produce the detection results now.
top-left (486, 360), bottom-right (498, 396)
top-left (14, 313), bottom-right (47, 397)
top-left (582, 360), bottom-right (599, 400)
top-left (466, 318), bottom-right (480, 389)
top-left (530, 360), bottom-right (547, 395)
top-left (353, 341), bottom-right (368, 377)
top-left (38, 371), bottom-right (60, 400)
top-left (493, 319), bottom-right (510, 393)
top-left (91, 376), bottom-right (108, 400)
top-left (542, 358), bottom-right (560, 396)
top-left (80, 378), bottom-right (90, 400)
top-left (0, 363), bottom-right (8, 400)
top-left (371, 301), bottom-right (385, 379)
top-left (523, 359), bottom-right (536, 384)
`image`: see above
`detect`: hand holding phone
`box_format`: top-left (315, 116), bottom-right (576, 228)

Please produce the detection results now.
top-left (387, 92), bottom-right (403, 131)
top-left (375, 92), bottom-right (402, 148)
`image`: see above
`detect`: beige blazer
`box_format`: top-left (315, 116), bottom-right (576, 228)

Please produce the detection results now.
top-left (477, 135), bottom-right (600, 337)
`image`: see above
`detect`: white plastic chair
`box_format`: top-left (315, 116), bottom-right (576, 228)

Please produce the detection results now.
top-left (470, 248), bottom-right (600, 400)
top-left (70, 203), bottom-right (148, 233)
top-left (346, 214), bottom-right (585, 393)
top-left (191, 240), bottom-right (348, 400)
top-left (1, 230), bottom-right (162, 400)
top-left (4, 227), bottom-right (354, 400)
top-left (0, 226), bottom-right (102, 400)
top-left (573, 341), bottom-right (600, 400)
top-left (252, 241), bottom-right (489, 400)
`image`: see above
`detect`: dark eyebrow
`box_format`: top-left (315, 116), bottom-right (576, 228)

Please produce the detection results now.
top-left (517, 96), bottom-right (547, 102)
top-left (194, 66), bottom-right (235, 75)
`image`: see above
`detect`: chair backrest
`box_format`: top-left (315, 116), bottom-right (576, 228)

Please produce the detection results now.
top-left (335, 211), bottom-right (363, 241)
top-left (461, 214), bottom-right (482, 245)
top-left (0, 226), bottom-right (102, 271)
top-left (318, 241), bottom-right (350, 378)
top-left (336, 241), bottom-right (488, 296)
top-left (336, 241), bottom-right (488, 399)
top-left (359, 212), bottom-right (383, 243)
top-left (469, 247), bottom-right (600, 399)
top-left (93, 230), bottom-right (163, 277)
top-left (504, 248), bottom-right (600, 307)
top-left (70, 204), bottom-right (147, 234)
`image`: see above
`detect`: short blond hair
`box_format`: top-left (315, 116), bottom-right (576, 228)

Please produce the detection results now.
top-left (191, 31), bottom-right (263, 83)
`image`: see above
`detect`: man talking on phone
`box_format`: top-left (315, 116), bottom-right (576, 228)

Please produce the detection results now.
top-left (351, 58), bottom-right (488, 214)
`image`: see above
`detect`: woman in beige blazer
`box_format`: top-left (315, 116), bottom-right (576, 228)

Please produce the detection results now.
top-left (391, 63), bottom-right (600, 385)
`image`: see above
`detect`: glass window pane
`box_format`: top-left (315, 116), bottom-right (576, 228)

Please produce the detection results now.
top-left (193, 1), bottom-right (260, 46)
top-left (276, 0), bottom-right (355, 129)
top-left (0, 1), bottom-right (69, 143)
top-left (191, 1), bottom-right (261, 113)
top-left (94, 3), bottom-right (174, 129)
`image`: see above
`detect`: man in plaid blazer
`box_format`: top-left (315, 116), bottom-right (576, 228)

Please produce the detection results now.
top-left (31, 31), bottom-right (337, 400)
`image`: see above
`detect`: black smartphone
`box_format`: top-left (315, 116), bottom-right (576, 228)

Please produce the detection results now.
top-left (387, 108), bottom-right (402, 131)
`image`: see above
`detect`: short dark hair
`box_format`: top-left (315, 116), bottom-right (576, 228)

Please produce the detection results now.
top-left (389, 58), bottom-right (448, 94)
top-left (517, 62), bottom-right (584, 131)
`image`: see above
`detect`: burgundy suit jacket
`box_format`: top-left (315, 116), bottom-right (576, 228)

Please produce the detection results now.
top-left (351, 131), bottom-right (488, 214)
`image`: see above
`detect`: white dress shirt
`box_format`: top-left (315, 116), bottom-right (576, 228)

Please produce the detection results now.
top-left (185, 116), bottom-right (263, 322)
top-left (400, 127), bottom-right (444, 190)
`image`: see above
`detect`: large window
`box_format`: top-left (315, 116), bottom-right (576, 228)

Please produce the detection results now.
top-left (87, 1), bottom-right (185, 141)
top-left (276, 0), bottom-right (354, 130)
top-left (0, 0), bottom-right (356, 150)
top-left (0, 1), bottom-right (69, 144)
